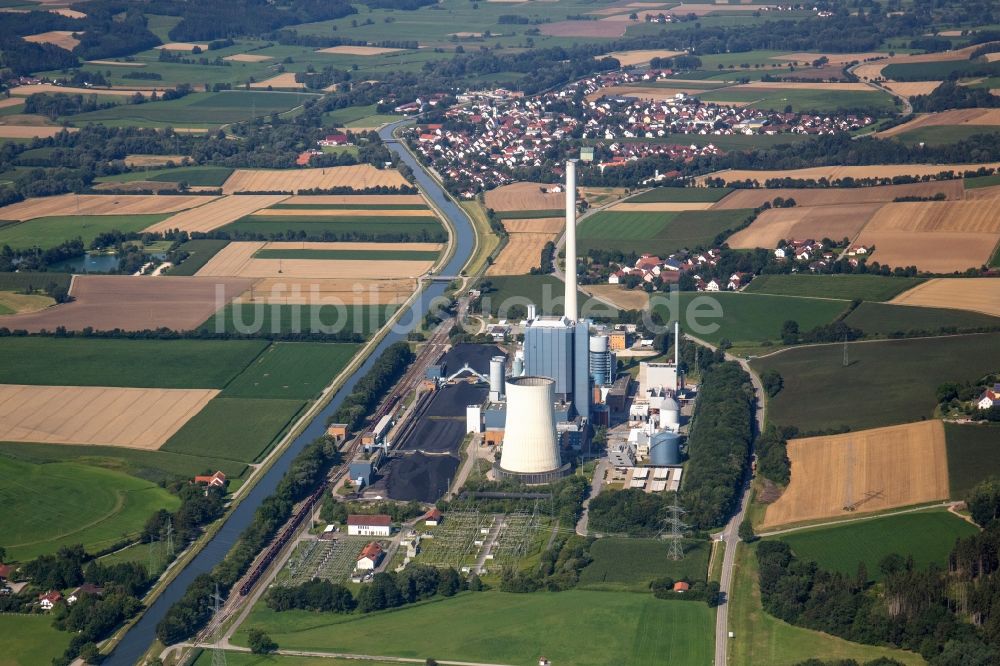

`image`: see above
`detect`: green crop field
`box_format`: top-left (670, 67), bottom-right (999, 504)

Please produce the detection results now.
top-left (698, 87), bottom-right (896, 114)
top-left (322, 104), bottom-right (402, 128)
top-left (220, 216), bottom-right (444, 240)
top-left (253, 248), bottom-right (439, 261)
top-left (0, 213), bottom-right (169, 250)
top-left (0, 272), bottom-right (72, 293)
top-left (843, 302), bottom-right (1000, 336)
top-left (774, 510), bottom-right (977, 581)
top-left (626, 187), bottom-right (732, 203)
top-left (751, 333), bottom-right (1000, 431)
top-left (0, 615), bottom-right (71, 666)
top-left (494, 209), bottom-right (564, 219)
top-left (891, 125), bottom-right (1000, 147)
top-left (195, 653), bottom-right (405, 666)
top-left (0, 337), bottom-right (267, 388)
top-left (222, 342), bottom-right (359, 399)
top-left (653, 292), bottom-right (849, 346)
top-left (579, 538), bottom-right (710, 591)
top-left (478, 275), bottom-right (608, 318)
top-left (69, 90), bottom-right (317, 128)
top-left (744, 274), bottom-right (924, 301)
top-left (0, 455), bottom-right (180, 560)
top-left (166, 238), bottom-right (231, 276)
top-left (729, 544), bottom-right (925, 666)
top-left (233, 590), bottom-right (714, 666)
top-left (882, 60), bottom-right (1000, 81)
top-left (579, 209), bottom-right (752, 255)
top-left (271, 203), bottom-right (428, 210)
top-left (964, 173), bottom-right (1000, 189)
top-left (96, 165), bottom-right (234, 187)
top-left (946, 423), bottom-right (1000, 499)
top-left (161, 397), bottom-right (305, 462)
top-left (202, 304), bottom-right (396, 338)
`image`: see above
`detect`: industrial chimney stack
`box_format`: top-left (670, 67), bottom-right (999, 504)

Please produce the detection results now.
top-left (564, 159), bottom-right (578, 322)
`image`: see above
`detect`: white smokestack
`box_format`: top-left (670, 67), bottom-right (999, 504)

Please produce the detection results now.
top-left (674, 320), bottom-right (680, 391)
top-left (564, 159), bottom-right (578, 322)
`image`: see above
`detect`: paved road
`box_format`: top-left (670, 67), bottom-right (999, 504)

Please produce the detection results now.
top-left (575, 459), bottom-right (607, 536)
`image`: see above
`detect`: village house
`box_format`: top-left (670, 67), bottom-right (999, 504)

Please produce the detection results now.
top-left (38, 590), bottom-right (62, 610)
top-left (978, 384), bottom-right (1000, 410)
top-left (356, 541), bottom-right (385, 570)
top-left (317, 133), bottom-right (351, 147)
top-left (194, 471), bottom-right (227, 488)
top-left (68, 583), bottom-right (104, 605)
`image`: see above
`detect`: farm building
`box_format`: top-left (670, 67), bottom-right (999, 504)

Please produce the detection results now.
top-left (193, 471), bottom-right (227, 488)
top-left (423, 508), bottom-right (443, 526)
top-left (978, 384), bottom-right (1000, 410)
top-left (347, 514), bottom-right (392, 536)
top-left (67, 583), bottom-right (104, 604)
top-left (38, 591), bottom-right (62, 610)
top-left (319, 133), bottom-right (351, 147)
top-left (673, 581), bottom-right (690, 593)
top-left (357, 542), bottom-right (385, 570)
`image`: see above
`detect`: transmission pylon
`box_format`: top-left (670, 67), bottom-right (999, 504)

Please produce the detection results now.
top-left (662, 505), bottom-right (688, 561)
top-left (210, 583), bottom-right (227, 666)
top-left (165, 518), bottom-right (175, 559)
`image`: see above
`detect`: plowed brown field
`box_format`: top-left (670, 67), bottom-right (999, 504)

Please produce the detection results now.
top-left (0, 126), bottom-right (75, 139)
top-left (879, 108), bottom-right (1000, 138)
top-left (712, 181), bottom-right (964, 209)
top-left (889, 278), bottom-right (1000, 317)
top-left (762, 421), bottom-right (949, 528)
top-left (485, 182), bottom-right (564, 211)
top-left (222, 166), bottom-right (407, 193)
top-left (144, 194), bottom-right (287, 233)
top-left (0, 385), bottom-right (218, 449)
top-left (10, 84), bottom-right (161, 97)
top-left (223, 54), bottom-right (273, 62)
top-left (0, 194), bottom-right (214, 221)
top-left (726, 203), bottom-right (882, 249)
top-left (195, 241), bottom-right (434, 279)
top-left (698, 163), bottom-right (1000, 185)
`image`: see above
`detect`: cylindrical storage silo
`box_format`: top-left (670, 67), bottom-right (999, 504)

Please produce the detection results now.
top-left (649, 431), bottom-right (681, 466)
top-left (660, 396), bottom-right (680, 429)
top-left (589, 334), bottom-right (611, 387)
top-left (512, 355), bottom-right (524, 377)
top-left (500, 376), bottom-right (561, 474)
top-left (489, 356), bottom-right (505, 399)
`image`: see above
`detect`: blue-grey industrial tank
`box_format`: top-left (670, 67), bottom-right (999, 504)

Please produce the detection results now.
top-left (648, 431), bottom-right (681, 466)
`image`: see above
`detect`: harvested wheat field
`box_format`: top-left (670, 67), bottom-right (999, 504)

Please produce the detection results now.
top-left (488, 233), bottom-right (556, 275)
top-left (0, 385), bottom-right (218, 449)
top-left (51, 8), bottom-right (86, 18)
top-left (712, 181), bottom-right (964, 209)
top-left (92, 181), bottom-right (183, 193)
top-left (771, 52), bottom-right (889, 65)
top-left (699, 162), bottom-right (1000, 185)
top-left (196, 242), bottom-right (435, 280)
top-left (879, 108), bottom-right (1000, 138)
top-left (881, 81), bottom-right (942, 97)
top-left (87, 60), bottom-right (145, 67)
top-left (586, 85), bottom-right (706, 102)
top-left (124, 154), bottom-right (189, 167)
top-left (317, 45), bottom-right (403, 56)
top-left (10, 84), bottom-right (160, 97)
top-left (964, 184), bottom-right (1000, 200)
top-left (726, 203), bottom-right (882, 249)
top-left (224, 53), bottom-right (273, 62)
top-left (485, 182), bottom-right (565, 211)
top-left (283, 194), bottom-right (425, 206)
top-left (601, 49), bottom-right (686, 66)
top-left (144, 194), bottom-right (287, 233)
top-left (156, 42), bottom-right (209, 51)
top-left (0, 98), bottom-right (24, 110)
top-left (612, 201), bottom-right (717, 212)
top-left (501, 217), bottom-right (565, 234)
top-left (889, 278), bottom-right (1000, 318)
top-left (0, 194), bottom-right (214, 221)
top-left (736, 81), bottom-right (872, 91)
top-left (222, 166), bottom-right (407, 194)
top-left (248, 208), bottom-right (434, 218)
top-left (586, 284), bottom-right (651, 311)
top-left (248, 278), bottom-right (416, 305)
top-left (0, 126), bottom-right (74, 139)
top-left (540, 20), bottom-right (628, 38)
top-left (250, 73), bottom-right (306, 90)
top-left (859, 230), bottom-right (997, 272)
top-left (24, 31), bottom-right (80, 50)
top-left (762, 420), bottom-right (949, 528)
top-left (864, 199), bottom-right (1000, 234)
top-left (0, 275), bottom-right (251, 332)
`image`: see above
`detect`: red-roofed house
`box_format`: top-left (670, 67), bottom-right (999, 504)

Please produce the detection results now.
top-left (423, 508), bottom-right (443, 526)
top-left (194, 471), bottom-right (227, 488)
top-left (673, 581), bottom-right (690, 593)
top-left (978, 384), bottom-right (1000, 410)
top-left (0, 564), bottom-right (12, 580)
top-left (347, 514), bottom-right (392, 536)
top-left (319, 133), bottom-right (350, 147)
top-left (356, 541), bottom-right (385, 570)
top-left (38, 591), bottom-right (62, 610)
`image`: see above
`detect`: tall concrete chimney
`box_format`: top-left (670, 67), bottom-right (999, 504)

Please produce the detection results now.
top-left (564, 159), bottom-right (578, 321)
top-left (674, 320), bottom-right (680, 392)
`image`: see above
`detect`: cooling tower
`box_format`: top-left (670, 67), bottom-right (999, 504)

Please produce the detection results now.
top-left (564, 159), bottom-right (578, 322)
top-left (500, 376), bottom-right (561, 475)
top-left (489, 355), bottom-right (505, 401)
top-left (649, 431), bottom-right (681, 466)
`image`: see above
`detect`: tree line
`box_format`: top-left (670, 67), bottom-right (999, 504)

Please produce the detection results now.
top-left (328, 341), bottom-right (414, 433)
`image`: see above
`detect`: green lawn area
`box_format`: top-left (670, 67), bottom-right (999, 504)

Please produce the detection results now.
top-left (233, 590), bottom-right (714, 666)
top-left (0, 337), bottom-right (267, 388)
top-left (945, 423), bottom-right (1000, 499)
top-left (744, 274), bottom-right (924, 302)
top-left (222, 342), bottom-right (359, 399)
top-left (161, 397), bottom-right (305, 463)
top-left (579, 209), bottom-right (752, 255)
top-left (654, 292), bottom-right (849, 346)
top-left (194, 653), bottom-right (405, 666)
top-left (891, 125), bottom-right (1000, 147)
top-left (751, 333), bottom-right (1000, 431)
top-left (201, 304), bottom-right (395, 338)
top-left (626, 187), bottom-right (732, 203)
top-left (165, 238), bottom-right (231, 276)
top-left (95, 165), bottom-right (234, 187)
top-left (220, 216), bottom-right (445, 241)
top-left (0, 455), bottom-right (180, 560)
top-left (253, 248), bottom-right (438, 261)
top-left (579, 538), bottom-right (711, 591)
top-left (843, 301), bottom-right (1000, 336)
top-left (0, 214), bottom-right (168, 250)
top-left (698, 87), bottom-right (896, 114)
top-left (773, 510), bottom-right (977, 582)
top-left (0, 615), bottom-right (72, 666)
top-left (322, 104), bottom-right (401, 128)
top-left (478, 275), bottom-right (607, 318)
top-left (729, 543), bottom-right (926, 666)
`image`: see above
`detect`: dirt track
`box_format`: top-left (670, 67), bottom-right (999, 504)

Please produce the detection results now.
top-left (762, 421), bottom-right (949, 528)
top-left (712, 181), bottom-right (964, 209)
top-left (889, 278), bottom-right (1000, 317)
top-left (0, 275), bottom-right (252, 332)
top-left (726, 203), bottom-right (882, 249)
top-left (0, 194), bottom-right (215, 221)
top-left (0, 385), bottom-right (218, 449)
top-left (144, 195), bottom-right (286, 233)
top-left (222, 166), bottom-right (408, 193)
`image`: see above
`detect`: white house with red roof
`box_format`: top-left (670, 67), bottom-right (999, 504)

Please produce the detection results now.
top-left (38, 591), bottom-right (62, 610)
top-left (347, 514), bottom-right (392, 537)
top-left (978, 384), bottom-right (1000, 410)
top-left (356, 542), bottom-right (385, 570)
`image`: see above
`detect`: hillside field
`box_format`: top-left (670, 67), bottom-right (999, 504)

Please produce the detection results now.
top-left (751, 334), bottom-right (1000, 431)
top-left (96, 165), bottom-right (234, 187)
top-left (946, 423), bottom-right (1000, 499)
top-left (69, 90), bottom-right (316, 127)
top-left (843, 302), bottom-right (1000, 336)
top-left (0, 213), bottom-right (169, 250)
top-left (579, 538), bottom-right (710, 591)
top-left (774, 510), bottom-right (976, 581)
top-left (0, 455), bottom-right (180, 560)
top-left (232, 590), bottom-right (714, 666)
top-left (744, 274), bottom-right (924, 302)
top-left (626, 187), bottom-right (732, 203)
top-left (579, 209), bottom-right (751, 256)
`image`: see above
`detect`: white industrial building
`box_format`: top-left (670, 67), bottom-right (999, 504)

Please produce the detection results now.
top-left (346, 514), bottom-right (392, 537)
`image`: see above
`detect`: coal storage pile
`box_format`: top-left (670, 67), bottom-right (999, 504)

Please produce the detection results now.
top-left (385, 453), bottom-right (460, 502)
top-left (400, 417), bottom-right (467, 454)
top-left (425, 382), bottom-right (488, 418)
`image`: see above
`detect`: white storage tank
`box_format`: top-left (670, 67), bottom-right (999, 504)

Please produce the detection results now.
top-left (660, 396), bottom-right (680, 428)
top-left (489, 355), bottom-right (505, 401)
